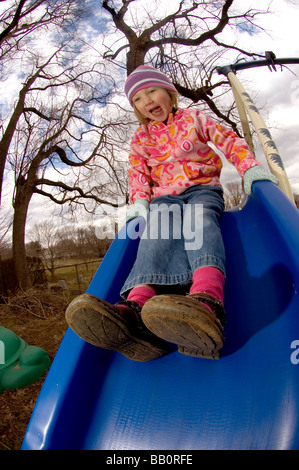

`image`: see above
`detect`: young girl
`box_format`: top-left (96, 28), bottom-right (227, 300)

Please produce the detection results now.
top-left (66, 65), bottom-right (277, 361)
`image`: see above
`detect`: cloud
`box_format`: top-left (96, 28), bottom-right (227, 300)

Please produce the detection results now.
top-left (3, 0), bottom-right (299, 246)
top-left (215, 0), bottom-right (299, 195)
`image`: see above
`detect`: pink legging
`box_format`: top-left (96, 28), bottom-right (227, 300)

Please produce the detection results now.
top-left (127, 266), bottom-right (224, 307)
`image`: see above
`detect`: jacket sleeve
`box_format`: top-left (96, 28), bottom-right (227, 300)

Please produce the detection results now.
top-left (128, 130), bottom-right (152, 204)
top-left (197, 110), bottom-right (262, 177)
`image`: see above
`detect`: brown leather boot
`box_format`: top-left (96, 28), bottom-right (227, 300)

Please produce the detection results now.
top-left (141, 293), bottom-right (225, 359)
top-left (65, 294), bottom-right (172, 362)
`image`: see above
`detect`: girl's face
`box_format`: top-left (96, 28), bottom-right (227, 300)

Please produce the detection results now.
top-left (132, 87), bottom-right (173, 123)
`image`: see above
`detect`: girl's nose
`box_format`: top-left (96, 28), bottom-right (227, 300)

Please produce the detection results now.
top-left (144, 94), bottom-right (153, 105)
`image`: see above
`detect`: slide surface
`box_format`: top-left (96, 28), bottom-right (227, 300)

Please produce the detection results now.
top-left (22, 181), bottom-right (299, 450)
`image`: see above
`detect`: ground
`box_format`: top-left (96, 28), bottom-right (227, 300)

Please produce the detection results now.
top-left (0, 288), bottom-right (69, 451)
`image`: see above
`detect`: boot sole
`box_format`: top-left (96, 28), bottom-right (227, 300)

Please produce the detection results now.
top-left (65, 294), bottom-right (171, 362)
top-left (141, 295), bottom-right (224, 360)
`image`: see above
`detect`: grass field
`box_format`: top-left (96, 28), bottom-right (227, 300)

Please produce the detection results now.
top-left (46, 258), bottom-right (102, 297)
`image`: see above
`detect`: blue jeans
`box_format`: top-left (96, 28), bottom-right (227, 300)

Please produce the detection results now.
top-left (121, 185), bottom-right (226, 298)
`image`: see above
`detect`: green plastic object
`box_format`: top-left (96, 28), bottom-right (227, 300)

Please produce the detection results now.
top-left (0, 326), bottom-right (51, 393)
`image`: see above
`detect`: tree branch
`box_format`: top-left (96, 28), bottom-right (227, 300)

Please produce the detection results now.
top-left (34, 178), bottom-right (119, 207)
top-left (0, 0), bottom-right (27, 44)
top-left (23, 107), bottom-right (56, 121)
top-left (102, 0), bottom-right (137, 42)
top-left (174, 81), bottom-right (241, 135)
top-left (50, 130), bottom-right (104, 167)
top-left (149, 0), bottom-right (234, 49)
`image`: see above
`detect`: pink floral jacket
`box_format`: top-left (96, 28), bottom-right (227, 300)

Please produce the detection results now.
top-left (128, 108), bottom-right (261, 203)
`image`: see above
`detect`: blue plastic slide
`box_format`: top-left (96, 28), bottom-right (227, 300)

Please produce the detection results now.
top-left (22, 181), bottom-right (299, 450)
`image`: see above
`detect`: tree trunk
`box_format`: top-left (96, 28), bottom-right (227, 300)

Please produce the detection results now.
top-left (0, 73), bottom-right (38, 204)
top-left (126, 43), bottom-right (148, 75)
top-left (12, 180), bottom-right (34, 290)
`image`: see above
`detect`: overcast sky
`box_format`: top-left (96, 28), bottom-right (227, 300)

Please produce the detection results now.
top-left (3, 0), bottom-right (298, 239)
top-left (215, 0), bottom-right (299, 194)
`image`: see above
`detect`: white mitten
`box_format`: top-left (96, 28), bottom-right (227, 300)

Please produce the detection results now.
top-left (125, 199), bottom-right (149, 223)
top-left (243, 166), bottom-right (278, 195)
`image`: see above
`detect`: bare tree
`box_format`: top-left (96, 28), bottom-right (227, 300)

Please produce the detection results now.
top-left (53, 226), bottom-right (77, 259)
top-left (0, 2), bottom-right (132, 289)
top-left (8, 47), bottom-right (128, 289)
top-left (0, 4), bottom-right (121, 288)
top-left (102, 0), bottom-right (271, 130)
top-left (0, 0), bottom-right (92, 204)
top-left (0, 0), bottom-right (284, 290)
top-left (0, 0), bottom-right (85, 62)
top-left (29, 220), bottom-right (58, 280)
top-left (223, 181), bottom-right (244, 210)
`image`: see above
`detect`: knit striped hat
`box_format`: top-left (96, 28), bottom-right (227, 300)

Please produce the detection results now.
top-left (125, 65), bottom-right (177, 106)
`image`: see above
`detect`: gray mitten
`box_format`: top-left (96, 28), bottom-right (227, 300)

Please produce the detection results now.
top-left (125, 199), bottom-right (149, 223)
top-left (243, 166), bottom-right (278, 195)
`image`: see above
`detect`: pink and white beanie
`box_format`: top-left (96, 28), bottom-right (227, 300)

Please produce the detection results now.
top-left (125, 65), bottom-right (177, 106)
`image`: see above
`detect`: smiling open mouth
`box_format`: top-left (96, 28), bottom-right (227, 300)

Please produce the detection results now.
top-left (150, 106), bottom-right (162, 115)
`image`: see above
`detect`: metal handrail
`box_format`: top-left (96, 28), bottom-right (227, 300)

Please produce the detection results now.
top-left (217, 57), bottom-right (299, 203)
top-left (217, 57), bottom-right (299, 75)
